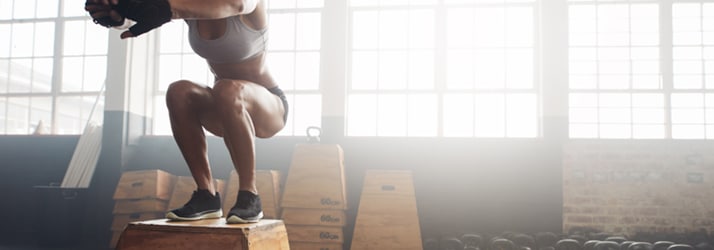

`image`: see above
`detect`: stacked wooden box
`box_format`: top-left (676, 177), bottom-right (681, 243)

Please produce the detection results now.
top-left (351, 170), bottom-right (423, 250)
top-left (280, 144), bottom-right (347, 250)
top-left (111, 170), bottom-right (176, 248)
top-left (167, 176), bottom-right (226, 212)
top-left (222, 170), bottom-right (283, 219)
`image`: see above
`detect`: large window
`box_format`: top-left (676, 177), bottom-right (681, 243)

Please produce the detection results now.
top-left (347, 0), bottom-right (539, 137)
top-left (568, 1), bottom-right (663, 139)
top-left (671, 3), bottom-right (714, 139)
top-left (568, 1), bottom-right (714, 139)
top-left (152, 0), bottom-right (323, 136)
top-left (0, 0), bottom-right (107, 135)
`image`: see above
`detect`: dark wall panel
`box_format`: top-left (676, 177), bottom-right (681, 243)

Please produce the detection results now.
top-left (0, 135), bottom-right (79, 244)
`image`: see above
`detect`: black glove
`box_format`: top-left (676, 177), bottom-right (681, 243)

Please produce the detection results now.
top-left (113, 0), bottom-right (173, 37)
top-left (85, 1), bottom-right (125, 28)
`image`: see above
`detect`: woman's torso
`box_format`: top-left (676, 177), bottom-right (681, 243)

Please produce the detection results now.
top-left (186, 4), bottom-right (275, 88)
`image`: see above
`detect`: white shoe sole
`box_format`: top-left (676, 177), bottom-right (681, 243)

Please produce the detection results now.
top-left (166, 210), bottom-right (223, 221)
top-left (226, 211), bottom-right (264, 224)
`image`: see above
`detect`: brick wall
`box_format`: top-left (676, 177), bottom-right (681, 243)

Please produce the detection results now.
top-left (563, 141), bottom-right (714, 236)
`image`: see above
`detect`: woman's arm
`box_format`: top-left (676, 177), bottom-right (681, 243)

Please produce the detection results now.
top-left (169, 0), bottom-right (260, 19)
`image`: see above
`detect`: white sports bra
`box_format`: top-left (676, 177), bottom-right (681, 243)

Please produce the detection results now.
top-left (186, 15), bottom-right (268, 64)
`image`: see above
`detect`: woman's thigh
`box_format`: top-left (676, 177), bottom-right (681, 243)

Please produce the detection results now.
top-left (200, 79), bottom-right (286, 138)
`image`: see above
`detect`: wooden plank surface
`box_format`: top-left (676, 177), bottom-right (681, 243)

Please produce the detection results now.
top-left (281, 208), bottom-right (346, 227)
top-left (351, 170), bottom-right (423, 250)
top-left (113, 170), bottom-right (176, 200)
top-left (116, 219), bottom-right (289, 250)
top-left (281, 144), bottom-right (347, 210)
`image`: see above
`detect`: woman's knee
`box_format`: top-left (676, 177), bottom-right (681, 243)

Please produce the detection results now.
top-left (166, 80), bottom-right (205, 109)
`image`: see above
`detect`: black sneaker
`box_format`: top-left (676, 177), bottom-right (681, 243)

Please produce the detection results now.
top-left (166, 189), bottom-right (223, 221)
top-left (226, 190), bottom-right (263, 224)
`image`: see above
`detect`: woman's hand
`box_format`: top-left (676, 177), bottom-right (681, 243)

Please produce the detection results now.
top-left (85, 0), bottom-right (125, 28)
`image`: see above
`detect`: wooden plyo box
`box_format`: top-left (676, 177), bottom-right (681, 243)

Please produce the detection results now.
top-left (281, 144), bottom-right (347, 210)
top-left (289, 242), bottom-right (343, 250)
top-left (112, 212), bottom-right (165, 231)
top-left (223, 170), bottom-right (283, 219)
top-left (113, 170), bottom-right (176, 200)
top-left (285, 225), bottom-right (344, 244)
top-left (116, 219), bottom-right (290, 250)
top-left (281, 208), bottom-right (346, 227)
top-left (167, 176), bottom-right (225, 211)
top-left (110, 230), bottom-right (122, 248)
top-left (113, 199), bottom-right (168, 214)
top-left (351, 170), bottom-right (423, 250)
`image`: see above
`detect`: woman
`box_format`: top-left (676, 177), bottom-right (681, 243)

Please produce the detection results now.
top-left (86, 0), bottom-right (287, 223)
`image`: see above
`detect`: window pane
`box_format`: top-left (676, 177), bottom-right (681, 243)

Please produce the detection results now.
top-left (13, 0), bottom-right (36, 19)
top-left (407, 94), bottom-right (437, 136)
top-left (64, 20), bottom-right (86, 56)
top-left (9, 59), bottom-right (32, 93)
top-left (408, 50), bottom-right (434, 90)
top-left (30, 96), bottom-right (53, 134)
top-left (378, 51), bottom-right (408, 89)
top-left (291, 94), bottom-right (321, 136)
top-left (0, 0), bottom-right (12, 20)
top-left (56, 95), bottom-right (104, 134)
top-left (159, 22), bottom-right (185, 54)
top-left (268, 13), bottom-right (295, 50)
top-left (447, 8), bottom-right (474, 49)
top-left (181, 54), bottom-right (211, 84)
top-left (32, 58), bottom-right (53, 93)
top-left (152, 95), bottom-right (171, 135)
top-left (297, 0), bottom-right (323, 8)
top-left (443, 94), bottom-right (474, 137)
top-left (266, 52), bottom-right (295, 90)
top-left (507, 94), bottom-right (537, 137)
top-left (34, 22), bottom-right (55, 57)
top-left (475, 94), bottom-right (505, 137)
top-left (11, 23), bottom-right (34, 57)
top-left (347, 94), bottom-right (377, 136)
top-left (85, 20), bottom-right (108, 55)
top-left (36, 0), bottom-right (58, 18)
top-left (474, 49), bottom-right (505, 89)
top-left (353, 11), bottom-right (379, 49)
top-left (0, 24), bottom-right (10, 58)
top-left (84, 56), bottom-right (107, 91)
top-left (63, 0), bottom-right (87, 17)
top-left (295, 52), bottom-right (320, 90)
top-left (62, 57), bottom-right (84, 92)
top-left (447, 50), bottom-right (475, 89)
top-left (409, 10), bottom-right (434, 49)
top-left (379, 10), bottom-right (408, 49)
top-left (7, 97), bottom-right (29, 134)
top-left (351, 51), bottom-right (378, 90)
top-left (296, 13), bottom-right (321, 50)
top-left (0, 97), bottom-right (6, 133)
top-left (377, 94), bottom-right (407, 136)
top-left (158, 54), bottom-right (180, 91)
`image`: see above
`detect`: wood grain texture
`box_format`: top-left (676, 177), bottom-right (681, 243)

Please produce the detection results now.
top-left (351, 170), bottom-right (423, 250)
top-left (116, 219), bottom-right (290, 250)
top-left (113, 170), bottom-right (176, 200)
top-left (281, 144), bottom-right (347, 210)
top-left (281, 208), bottom-right (346, 227)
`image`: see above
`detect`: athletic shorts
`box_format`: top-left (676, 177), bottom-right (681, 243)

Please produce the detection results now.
top-left (268, 86), bottom-right (288, 123)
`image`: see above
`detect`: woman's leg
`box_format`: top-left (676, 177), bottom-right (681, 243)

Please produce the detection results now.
top-left (210, 79), bottom-right (285, 192)
top-left (165, 80), bottom-right (217, 195)
top-left (165, 80), bottom-right (224, 220)
top-left (207, 79), bottom-right (286, 223)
